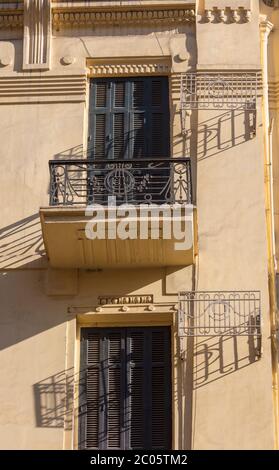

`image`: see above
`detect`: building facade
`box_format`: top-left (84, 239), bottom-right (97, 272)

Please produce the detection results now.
top-left (0, 0), bottom-right (278, 450)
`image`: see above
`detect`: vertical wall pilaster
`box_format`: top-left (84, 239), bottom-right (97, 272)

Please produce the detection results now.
top-left (23, 0), bottom-right (51, 70)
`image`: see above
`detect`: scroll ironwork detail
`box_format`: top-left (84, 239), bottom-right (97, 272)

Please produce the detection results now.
top-left (49, 158), bottom-right (192, 206)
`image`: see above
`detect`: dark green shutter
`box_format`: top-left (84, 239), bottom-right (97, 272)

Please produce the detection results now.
top-left (79, 327), bottom-right (171, 450)
top-left (89, 77), bottom-right (170, 160)
top-left (79, 329), bottom-right (125, 450)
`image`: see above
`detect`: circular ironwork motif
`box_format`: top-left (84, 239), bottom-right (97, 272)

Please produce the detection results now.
top-left (208, 79), bottom-right (233, 99)
top-left (207, 300), bottom-right (233, 320)
top-left (104, 166), bottom-right (135, 196)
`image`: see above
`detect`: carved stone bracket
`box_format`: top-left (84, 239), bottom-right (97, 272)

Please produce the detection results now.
top-left (202, 8), bottom-right (251, 23)
top-left (23, 0), bottom-right (51, 70)
top-left (0, 13), bottom-right (23, 29)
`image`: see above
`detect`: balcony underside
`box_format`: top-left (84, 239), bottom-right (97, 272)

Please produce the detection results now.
top-left (40, 207), bottom-right (195, 269)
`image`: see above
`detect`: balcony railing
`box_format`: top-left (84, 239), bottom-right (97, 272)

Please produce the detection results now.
top-left (49, 158), bottom-right (192, 206)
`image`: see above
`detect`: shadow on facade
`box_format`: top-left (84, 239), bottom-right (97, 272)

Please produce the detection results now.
top-left (196, 109), bottom-right (256, 161)
top-left (0, 213), bottom-right (46, 270)
top-left (192, 333), bottom-right (260, 389)
top-left (33, 368), bottom-right (76, 429)
top-left (177, 331), bottom-right (260, 449)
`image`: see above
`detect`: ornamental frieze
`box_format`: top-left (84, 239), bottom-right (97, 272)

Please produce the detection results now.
top-left (0, 4), bottom-right (196, 30)
top-left (52, 8), bottom-right (196, 28)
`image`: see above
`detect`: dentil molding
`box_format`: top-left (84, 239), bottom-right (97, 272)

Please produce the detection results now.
top-left (52, 7), bottom-right (196, 28)
top-left (87, 57), bottom-right (171, 77)
top-left (0, 3), bottom-right (196, 29)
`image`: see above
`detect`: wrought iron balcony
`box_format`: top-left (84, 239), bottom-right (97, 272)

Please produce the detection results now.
top-left (49, 158), bottom-right (192, 206)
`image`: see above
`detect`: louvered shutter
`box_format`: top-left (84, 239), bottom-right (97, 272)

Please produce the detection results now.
top-left (149, 78), bottom-right (170, 158)
top-left (131, 80), bottom-right (146, 158)
top-left (126, 327), bottom-right (171, 449)
top-left (89, 79), bottom-right (128, 160)
top-left (129, 78), bottom-right (170, 159)
top-left (89, 81), bottom-right (108, 159)
top-left (79, 327), bottom-right (171, 450)
top-left (105, 331), bottom-right (125, 449)
top-left (150, 329), bottom-right (171, 448)
top-left (89, 77), bottom-right (170, 160)
top-left (78, 330), bottom-right (101, 449)
top-left (79, 329), bottom-right (125, 449)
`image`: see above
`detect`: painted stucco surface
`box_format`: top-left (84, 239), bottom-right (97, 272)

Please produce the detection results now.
top-left (0, 0), bottom-right (276, 449)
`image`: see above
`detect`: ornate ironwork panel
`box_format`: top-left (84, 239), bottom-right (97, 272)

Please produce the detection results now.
top-left (49, 158), bottom-right (192, 206)
top-left (178, 291), bottom-right (261, 337)
top-left (180, 72), bottom-right (260, 111)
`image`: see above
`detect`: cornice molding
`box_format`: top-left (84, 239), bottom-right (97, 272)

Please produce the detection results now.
top-left (0, 4), bottom-right (196, 30)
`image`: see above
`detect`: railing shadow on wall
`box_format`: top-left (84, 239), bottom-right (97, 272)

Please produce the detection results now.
top-left (33, 368), bottom-right (76, 429)
top-left (176, 289), bottom-right (261, 450)
top-left (192, 332), bottom-right (261, 389)
top-left (0, 213), bottom-right (45, 269)
top-left (196, 109), bottom-right (257, 161)
top-left (176, 332), bottom-right (260, 450)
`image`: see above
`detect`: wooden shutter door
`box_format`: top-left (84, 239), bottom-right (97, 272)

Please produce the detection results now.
top-left (79, 330), bottom-right (101, 449)
top-left (79, 329), bottom-right (126, 449)
top-left (129, 77), bottom-right (170, 159)
top-left (130, 79), bottom-right (146, 159)
top-left (79, 327), bottom-right (171, 450)
top-left (89, 79), bottom-right (129, 160)
top-left (89, 81), bottom-right (109, 159)
top-left (89, 77), bottom-right (170, 160)
top-left (149, 78), bottom-right (170, 158)
top-left (126, 327), bottom-right (172, 449)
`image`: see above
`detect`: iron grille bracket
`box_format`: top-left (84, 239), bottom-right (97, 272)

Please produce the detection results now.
top-left (180, 71), bottom-right (260, 133)
top-left (178, 291), bottom-right (261, 338)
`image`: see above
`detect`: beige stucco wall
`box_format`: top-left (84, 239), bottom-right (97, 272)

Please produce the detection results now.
top-left (0, 0), bottom-right (276, 449)
top-left (262, 3), bottom-right (279, 269)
